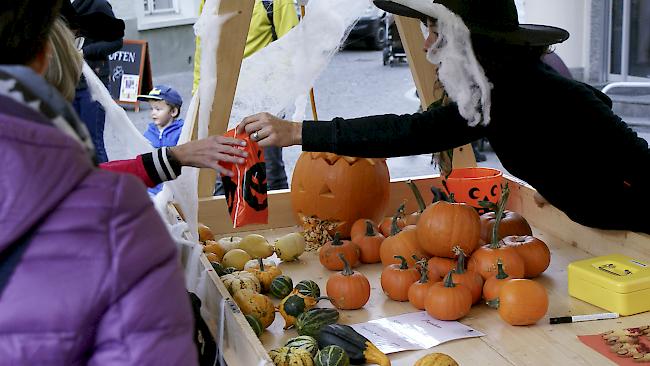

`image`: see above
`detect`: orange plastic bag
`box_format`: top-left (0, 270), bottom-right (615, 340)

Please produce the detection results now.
top-left (220, 129), bottom-right (268, 228)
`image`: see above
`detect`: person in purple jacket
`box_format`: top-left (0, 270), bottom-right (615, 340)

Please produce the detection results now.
top-left (0, 0), bottom-right (198, 364)
top-left (139, 85), bottom-right (185, 195)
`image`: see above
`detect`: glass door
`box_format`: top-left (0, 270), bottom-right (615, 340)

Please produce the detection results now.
top-left (608, 0), bottom-right (650, 81)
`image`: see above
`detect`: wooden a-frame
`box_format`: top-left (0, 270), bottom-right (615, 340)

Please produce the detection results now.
top-left (193, 6), bottom-right (477, 232)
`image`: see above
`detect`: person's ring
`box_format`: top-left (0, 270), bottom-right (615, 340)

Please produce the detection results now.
top-left (252, 131), bottom-right (259, 141)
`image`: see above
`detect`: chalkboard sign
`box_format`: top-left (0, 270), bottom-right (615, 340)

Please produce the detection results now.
top-left (107, 39), bottom-right (153, 109)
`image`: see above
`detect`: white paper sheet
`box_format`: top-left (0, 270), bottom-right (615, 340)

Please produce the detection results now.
top-left (350, 311), bottom-right (484, 354)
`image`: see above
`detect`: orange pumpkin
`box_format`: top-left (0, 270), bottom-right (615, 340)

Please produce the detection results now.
top-left (380, 223), bottom-right (428, 267)
top-left (350, 218), bottom-right (377, 241)
top-left (326, 254), bottom-right (371, 310)
top-left (425, 271), bottom-right (473, 321)
top-left (480, 210), bottom-right (532, 244)
top-left (319, 233), bottom-right (360, 271)
top-left (353, 220), bottom-right (385, 264)
top-left (291, 153), bottom-right (390, 238)
top-left (502, 235), bottom-right (551, 278)
top-left (427, 257), bottom-right (456, 281)
top-left (408, 258), bottom-right (436, 310)
top-left (489, 279), bottom-right (548, 325)
top-left (451, 247), bottom-right (484, 304)
top-left (469, 183), bottom-right (525, 280)
top-left (416, 201), bottom-right (481, 258)
top-left (482, 259), bottom-right (511, 301)
top-left (379, 203), bottom-right (407, 237)
top-left (381, 255), bottom-right (421, 302)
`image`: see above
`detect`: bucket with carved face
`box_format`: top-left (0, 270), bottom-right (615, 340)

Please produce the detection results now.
top-left (443, 167), bottom-right (503, 214)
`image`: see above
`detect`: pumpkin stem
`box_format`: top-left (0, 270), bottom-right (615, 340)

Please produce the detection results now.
top-left (452, 246), bottom-right (467, 274)
top-left (495, 259), bottom-right (509, 280)
top-left (365, 220), bottom-right (376, 236)
top-left (490, 183), bottom-right (510, 249)
top-left (407, 180), bottom-right (427, 213)
top-left (390, 214), bottom-right (402, 236)
top-left (258, 257), bottom-right (265, 272)
top-left (332, 232), bottom-right (342, 246)
top-left (413, 255), bottom-right (429, 283)
top-left (443, 270), bottom-right (456, 288)
top-left (338, 253), bottom-right (354, 276)
top-left (486, 298), bottom-right (500, 309)
top-left (394, 255), bottom-right (409, 270)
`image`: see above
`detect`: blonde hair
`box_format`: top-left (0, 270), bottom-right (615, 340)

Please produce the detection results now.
top-left (45, 18), bottom-right (83, 102)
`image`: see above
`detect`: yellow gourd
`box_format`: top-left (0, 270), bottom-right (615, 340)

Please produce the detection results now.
top-left (239, 234), bottom-right (274, 259)
top-left (233, 289), bottom-right (276, 328)
top-left (222, 249), bottom-right (251, 270)
top-left (268, 347), bottom-right (314, 366)
top-left (221, 271), bottom-right (261, 295)
top-left (203, 240), bottom-right (225, 262)
top-left (274, 232), bottom-right (306, 262)
top-left (414, 353), bottom-right (459, 366)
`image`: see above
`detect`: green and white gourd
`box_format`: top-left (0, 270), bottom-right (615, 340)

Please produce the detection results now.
top-left (315, 345), bottom-right (350, 366)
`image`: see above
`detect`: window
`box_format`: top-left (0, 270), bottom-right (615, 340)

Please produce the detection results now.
top-left (137, 0), bottom-right (199, 30)
top-left (143, 0), bottom-right (179, 15)
top-left (608, 0), bottom-right (650, 80)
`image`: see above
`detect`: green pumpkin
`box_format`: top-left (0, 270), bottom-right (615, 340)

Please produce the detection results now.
top-left (296, 308), bottom-right (340, 338)
top-left (295, 280), bottom-right (321, 298)
top-left (211, 262), bottom-right (236, 277)
top-left (270, 275), bottom-right (294, 299)
top-left (285, 335), bottom-right (319, 357)
top-left (315, 345), bottom-right (349, 366)
top-left (245, 314), bottom-right (263, 337)
top-left (269, 347), bottom-right (314, 366)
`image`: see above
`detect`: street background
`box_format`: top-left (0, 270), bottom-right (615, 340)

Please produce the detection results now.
top-left (126, 46), bottom-right (650, 186)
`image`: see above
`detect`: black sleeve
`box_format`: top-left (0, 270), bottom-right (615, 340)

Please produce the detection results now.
top-left (82, 39), bottom-right (123, 60)
top-left (302, 103), bottom-right (486, 158)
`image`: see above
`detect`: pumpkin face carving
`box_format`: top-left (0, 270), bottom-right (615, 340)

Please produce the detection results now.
top-left (291, 152), bottom-right (390, 238)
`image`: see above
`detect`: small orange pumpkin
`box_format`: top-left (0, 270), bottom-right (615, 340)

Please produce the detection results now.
top-left (451, 247), bottom-right (484, 304)
top-left (350, 218), bottom-right (377, 241)
top-left (427, 257), bottom-right (456, 281)
top-left (479, 210), bottom-right (532, 244)
top-left (488, 279), bottom-right (548, 326)
top-left (416, 201), bottom-right (481, 258)
top-left (502, 235), bottom-right (551, 278)
top-left (380, 217), bottom-right (428, 267)
top-left (326, 254), bottom-right (371, 310)
top-left (381, 255), bottom-right (421, 302)
top-left (425, 271), bottom-right (472, 321)
top-left (319, 233), bottom-right (360, 271)
top-left (379, 203), bottom-right (407, 237)
top-left (408, 258), bottom-right (436, 310)
top-left (353, 220), bottom-right (385, 264)
top-left (469, 184), bottom-right (525, 280)
top-left (482, 259), bottom-right (511, 301)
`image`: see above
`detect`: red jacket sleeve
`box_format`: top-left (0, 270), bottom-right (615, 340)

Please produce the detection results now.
top-left (99, 156), bottom-right (156, 188)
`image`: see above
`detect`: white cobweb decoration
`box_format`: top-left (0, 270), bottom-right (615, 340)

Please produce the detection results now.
top-left (83, 62), bottom-right (153, 160)
top-left (228, 0), bottom-right (371, 127)
top-left (416, 2), bottom-right (492, 126)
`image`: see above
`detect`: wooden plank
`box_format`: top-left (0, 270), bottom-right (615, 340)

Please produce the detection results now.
top-left (394, 15), bottom-right (476, 169)
top-left (197, 0), bottom-right (255, 198)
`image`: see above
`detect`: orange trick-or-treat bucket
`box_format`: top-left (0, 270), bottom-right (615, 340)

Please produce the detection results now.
top-left (443, 167), bottom-right (503, 213)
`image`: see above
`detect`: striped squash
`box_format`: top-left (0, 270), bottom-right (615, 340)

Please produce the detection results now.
top-left (296, 308), bottom-right (340, 338)
top-left (270, 275), bottom-right (294, 299)
top-left (285, 335), bottom-right (319, 357)
top-left (315, 345), bottom-right (349, 366)
top-left (269, 347), bottom-right (314, 366)
top-left (245, 314), bottom-right (263, 337)
top-left (295, 280), bottom-right (321, 298)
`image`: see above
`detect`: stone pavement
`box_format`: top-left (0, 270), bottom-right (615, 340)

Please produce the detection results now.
top-left (125, 48), bottom-right (647, 186)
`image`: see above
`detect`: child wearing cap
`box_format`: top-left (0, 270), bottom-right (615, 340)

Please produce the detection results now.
top-left (138, 85), bottom-right (185, 194)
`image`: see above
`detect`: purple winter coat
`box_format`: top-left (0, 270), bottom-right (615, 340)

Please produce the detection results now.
top-left (0, 73), bottom-right (197, 365)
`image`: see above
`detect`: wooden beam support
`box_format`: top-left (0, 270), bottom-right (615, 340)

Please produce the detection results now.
top-left (197, 0), bottom-right (255, 198)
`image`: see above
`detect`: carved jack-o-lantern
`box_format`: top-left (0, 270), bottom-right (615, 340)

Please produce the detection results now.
top-left (290, 152), bottom-right (390, 238)
top-left (443, 167), bottom-right (503, 214)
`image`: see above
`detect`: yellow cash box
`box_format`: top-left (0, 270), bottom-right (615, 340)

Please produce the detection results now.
top-left (568, 254), bottom-right (650, 316)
